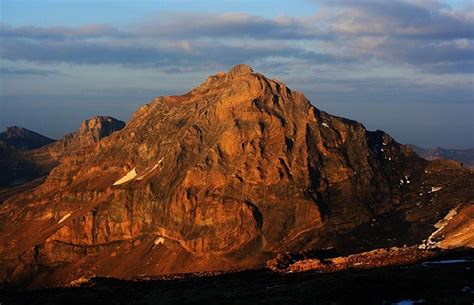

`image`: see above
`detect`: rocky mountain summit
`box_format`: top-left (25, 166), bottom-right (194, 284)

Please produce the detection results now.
top-left (0, 126), bottom-right (55, 150)
top-left (53, 116), bottom-right (126, 154)
top-left (0, 65), bottom-right (472, 288)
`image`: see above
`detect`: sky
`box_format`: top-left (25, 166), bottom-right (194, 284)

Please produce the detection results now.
top-left (0, 0), bottom-right (473, 148)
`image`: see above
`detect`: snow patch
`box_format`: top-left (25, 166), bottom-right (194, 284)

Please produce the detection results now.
top-left (382, 142), bottom-right (387, 146)
top-left (419, 207), bottom-right (458, 249)
top-left (58, 213), bottom-right (72, 224)
top-left (322, 122), bottom-right (330, 128)
top-left (69, 277), bottom-right (90, 287)
top-left (399, 175), bottom-right (410, 184)
top-left (391, 299), bottom-right (425, 305)
top-left (136, 158), bottom-right (164, 181)
top-left (136, 164), bottom-right (158, 181)
top-left (422, 259), bottom-right (468, 266)
top-left (462, 286), bottom-right (473, 293)
top-left (113, 168), bottom-right (138, 185)
top-left (154, 237), bottom-right (165, 245)
top-left (265, 284), bottom-right (286, 290)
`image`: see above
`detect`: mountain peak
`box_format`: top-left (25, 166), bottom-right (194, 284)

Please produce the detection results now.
top-left (63, 115), bottom-right (125, 146)
top-left (78, 116), bottom-right (125, 139)
top-left (196, 64), bottom-right (282, 103)
top-left (0, 126), bottom-right (55, 149)
top-left (5, 125), bottom-right (24, 134)
top-left (1, 67), bottom-right (473, 289)
top-left (227, 64), bottom-right (254, 77)
top-left (5, 126), bottom-right (32, 138)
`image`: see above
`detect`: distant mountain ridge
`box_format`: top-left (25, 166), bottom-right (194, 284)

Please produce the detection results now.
top-left (0, 126), bottom-right (56, 150)
top-left (0, 116), bottom-right (126, 188)
top-left (409, 145), bottom-right (474, 168)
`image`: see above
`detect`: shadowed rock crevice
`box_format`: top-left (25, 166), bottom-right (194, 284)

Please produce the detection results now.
top-left (244, 200), bottom-right (263, 230)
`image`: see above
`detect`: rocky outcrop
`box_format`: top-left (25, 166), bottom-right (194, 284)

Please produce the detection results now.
top-left (47, 116), bottom-right (126, 156)
top-left (0, 65), bottom-right (472, 288)
top-left (267, 246), bottom-right (440, 273)
top-left (0, 126), bottom-right (55, 150)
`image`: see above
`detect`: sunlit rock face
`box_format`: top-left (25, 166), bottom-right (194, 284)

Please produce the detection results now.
top-left (41, 115), bottom-right (126, 158)
top-left (0, 65), bottom-right (472, 288)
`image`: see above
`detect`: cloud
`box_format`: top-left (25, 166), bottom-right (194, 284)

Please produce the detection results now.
top-left (321, 0), bottom-right (474, 40)
top-left (0, 67), bottom-right (62, 76)
top-left (0, 39), bottom-right (164, 65)
top-left (135, 12), bottom-right (325, 40)
top-left (0, 0), bottom-right (472, 77)
top-left (426, 60), bottom-right (474, 74)
top-left (309, 0), bottom-right (474, 74)
top-left (0, 23), bottom-right (130, 40)
top-left (0, 33), bottom-right (344, 69)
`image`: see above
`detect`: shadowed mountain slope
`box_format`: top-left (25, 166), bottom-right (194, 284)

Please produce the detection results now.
top-left (0, 126), bottom-right (55, 150)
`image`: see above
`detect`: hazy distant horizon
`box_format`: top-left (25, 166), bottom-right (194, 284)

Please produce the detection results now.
top-left (1, 84), bottom-right (472, 150)
top-left (1, 0), bottom-right (473, 148)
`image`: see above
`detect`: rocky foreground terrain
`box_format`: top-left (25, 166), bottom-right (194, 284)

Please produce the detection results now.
top-left (1, 250), bottom-right (473, 305)
top-left (0, 65), bottom-right (472, 290)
